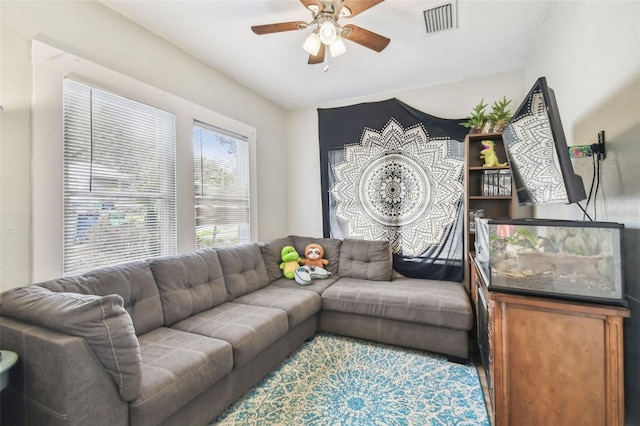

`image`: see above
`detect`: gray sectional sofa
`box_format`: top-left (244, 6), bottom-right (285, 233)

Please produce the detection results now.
top-left (0, 235), bottom-right (473, 426)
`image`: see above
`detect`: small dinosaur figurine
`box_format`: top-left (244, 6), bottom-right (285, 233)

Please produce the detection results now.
top-left (480, 140), bottom-right (507, 167)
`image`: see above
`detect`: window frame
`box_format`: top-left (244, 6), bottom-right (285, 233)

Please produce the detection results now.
top-left (193, 120), bottom-right (251, 249)
top-left (62, 78), bottom-right (178, 275)
top-left (31, 41), bottom-right (257, 280)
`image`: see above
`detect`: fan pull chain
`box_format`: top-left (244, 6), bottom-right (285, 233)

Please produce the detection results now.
top-left (323, 50), bottom-right (330, 72)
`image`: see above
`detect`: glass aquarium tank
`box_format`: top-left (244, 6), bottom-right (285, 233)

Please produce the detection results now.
top-left (475, 218), bottom-right (625, 305)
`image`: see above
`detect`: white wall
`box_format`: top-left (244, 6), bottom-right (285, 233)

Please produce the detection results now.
top-left (0, 0), bottom-right (289, 291)
top-left (526, 2), bottom-right (640, 424)
top-left (285, 70), bottom-right (526, 236)
top-left (527, 1), bottom-right (640, 223)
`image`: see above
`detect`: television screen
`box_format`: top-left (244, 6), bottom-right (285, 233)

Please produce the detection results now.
top-left (502, 77), bottom-right (586, 205)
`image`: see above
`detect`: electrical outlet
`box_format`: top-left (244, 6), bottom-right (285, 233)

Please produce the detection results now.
top-left (591, 130), bottom-right (606, 160)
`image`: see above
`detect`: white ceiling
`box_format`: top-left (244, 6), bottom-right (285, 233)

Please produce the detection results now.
top-left (100, 0), bottom-right (554, 110)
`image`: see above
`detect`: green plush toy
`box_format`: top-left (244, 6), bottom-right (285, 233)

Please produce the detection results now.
top-left (280, 246), bottom-right (301, 279)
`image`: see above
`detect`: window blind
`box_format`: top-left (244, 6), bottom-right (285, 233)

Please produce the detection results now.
top-left (63, 78), bottom-right (176, 275)
top-left (193, 120), bottom-right (250, 249)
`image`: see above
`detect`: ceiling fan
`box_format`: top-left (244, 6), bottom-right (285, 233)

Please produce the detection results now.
top-left (251, 0), bottom-right (390, 67)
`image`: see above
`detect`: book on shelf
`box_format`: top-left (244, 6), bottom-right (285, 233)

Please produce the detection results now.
top-left (481, 169), bottom-right (512, 196)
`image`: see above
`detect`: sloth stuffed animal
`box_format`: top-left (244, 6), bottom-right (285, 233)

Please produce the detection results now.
top-left (300, 243), bottom-right (329, 268)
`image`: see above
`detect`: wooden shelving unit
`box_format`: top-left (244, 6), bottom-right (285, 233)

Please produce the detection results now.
top-left (463, 132), bottom-right (515, 290)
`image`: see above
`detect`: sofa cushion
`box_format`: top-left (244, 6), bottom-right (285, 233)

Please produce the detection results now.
top-left (259, 236), bottom-right (294, 282)
top-left (290, 235), bottom-right (342, 275)
top-left (171, 302), bottom-right (288, 369)
top-left (269, 275), bottom-right (340, 295)
top-left (1, 285), bottom-right (142, 401)
top-left (217, 243), bottom-right (270, 300)
top-left (32, 274), bottom-right (96, 294)
top-left (38, 261), bottom-right (165, 336)
top-left (130, 327), bottom-right (233, 426)
top-left (233, 285), bottom-right (321, 328)
top-left (148, 250), bottom-right (227, 326)
top-left (321, 277), bottom-right (473, 331)
top-left (81, 262), bottom-right (165, 336)
top-left (338, 238), bottom-right (393, 281)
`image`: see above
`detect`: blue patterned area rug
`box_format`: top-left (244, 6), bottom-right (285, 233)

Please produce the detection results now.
top-left (211, 333), bottom-right (489, 425)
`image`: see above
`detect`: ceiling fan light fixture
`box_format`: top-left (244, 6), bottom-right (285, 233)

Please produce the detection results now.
top-left (319, 20), bottom-right (338, 45)
top-left (340, 6), bottom-right (352, 18)
top-left (329, 36), bottom-right (346, 57)
top-left (303, 31), bottom-right (322, 55)
top-left (251, 0), bottom-right (389, 66)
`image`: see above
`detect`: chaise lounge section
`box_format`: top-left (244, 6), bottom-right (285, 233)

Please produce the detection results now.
top-left (0, 235), bottom-right (473, 425)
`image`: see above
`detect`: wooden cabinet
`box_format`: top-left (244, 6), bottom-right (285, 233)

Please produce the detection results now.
top-left (471, 257), bottom-right (629, 426)
top-left (463, 132), bottom-right (515, 290)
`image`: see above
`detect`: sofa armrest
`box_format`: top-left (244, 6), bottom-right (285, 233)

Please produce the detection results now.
top-left (1, 285), bottom-right (142, 401)
top-left (0, 317), bottom-right (128, 426)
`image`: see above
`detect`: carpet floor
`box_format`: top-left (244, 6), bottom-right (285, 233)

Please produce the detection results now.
top-left (211, 333), bottom-right (489, 425)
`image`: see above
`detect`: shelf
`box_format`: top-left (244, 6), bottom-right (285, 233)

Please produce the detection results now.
top-left (467, 132), bottom-right (502, 139)
top-left (469, 196), bottom-right (513, 200)
top-left (469, 166), bottom-right (510, 171)
top-left (463, 132), bottom-right (516, 291)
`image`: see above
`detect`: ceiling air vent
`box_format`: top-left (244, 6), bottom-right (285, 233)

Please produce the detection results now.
top-left (423, 2), bottom-right (457, 35)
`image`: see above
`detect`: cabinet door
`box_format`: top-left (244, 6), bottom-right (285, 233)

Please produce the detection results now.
top-left (496, 302), bottom-right (612, 426)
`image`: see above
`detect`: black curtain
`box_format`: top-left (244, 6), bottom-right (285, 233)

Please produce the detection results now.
top-left (319, 98), bottom-right (468, 282)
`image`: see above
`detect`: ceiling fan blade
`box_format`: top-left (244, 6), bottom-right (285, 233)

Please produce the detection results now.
top-left (342, 24), bottom-right (390, 52)
top-left (251, 21), bottom-right (307, 35)
top-left (300, 0), bottom-right (323, 12)
top-left (340, 0), bottom-right (385, 17)
top-left (308, 44), bottom-right (326, 64)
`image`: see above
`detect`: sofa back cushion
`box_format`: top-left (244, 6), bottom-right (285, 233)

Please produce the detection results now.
top-left (1, 285), bottom-right (142, 401)
top-left (290, 235), bottom-right (342, 276)
top-left (217, 243), bottom-right (269, 300)
top-left (259, 237), bottom-right (294, 282)
top-left (36, 274), bottom-right (97, 294)
top-left (148, 250), bottom-right (227, 326)
top-left (338, 238), bottom-right (393, 281)
top-left (38, 262), bottom-right (164, 336)
top-left (80, 262), bottom-right (165, 336)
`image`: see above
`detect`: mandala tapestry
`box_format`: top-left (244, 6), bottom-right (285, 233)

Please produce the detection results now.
top-left (319, 99), bottom-right (468, 281)
top-left (502, 90), bottom-right (567, 205)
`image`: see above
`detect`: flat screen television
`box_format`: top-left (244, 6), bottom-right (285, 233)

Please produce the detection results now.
top-left (502, 77), bottom-right (586, 205)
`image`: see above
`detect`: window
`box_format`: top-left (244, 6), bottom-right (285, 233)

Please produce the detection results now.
top-left (193, 121), bottom-right (250, 249)
top-left (63, 79), bottom-right (176, 275)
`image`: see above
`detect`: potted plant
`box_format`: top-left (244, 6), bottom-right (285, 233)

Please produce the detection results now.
top-left (488, 96), bottom-right (513, 133)
top-left (461, 99), bottom-right (488, 134)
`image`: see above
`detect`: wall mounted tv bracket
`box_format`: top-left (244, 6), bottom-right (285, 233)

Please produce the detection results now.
top-left (569, 130), bottom-right (606, 160)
